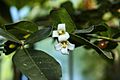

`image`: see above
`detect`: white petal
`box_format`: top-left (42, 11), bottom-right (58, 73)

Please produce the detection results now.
top-left (52, 31), bottom-right (59, 37)
top-left (68, 42), bottom-right (75, 50)
top-left (65, 32), bottom-right (70, 39)
top-left (58, 35), bottom-right (67, 41)
top-left (58, 24), bottom-right (66, 31)
top-left (58, 33), bottom-right (70, 41)
top-left (61, 48), bottom-right (69, 54)
top-left (55, 43), bottom-right (62, 50)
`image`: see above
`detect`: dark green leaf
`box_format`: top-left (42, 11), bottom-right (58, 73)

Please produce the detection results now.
top-left (106, 27), bottom-right (120, 38)
top-left (74, 26), bottom-right (95, 34)
top-left (13, 48), bottom-right (48, 80)
top-left (28, 49), bottom-right (62, 80)
top-left (4, 21), bottom-right (38, 33)
top-left (60, 1), bottom-right (74, 14)
top-left (8, 29), bottom-right (29, 40)
top-left (91, 23), bottom-right (108, 33)
top-left (13, 48), bottom-right (62, 80)
top-left (0, 28), bottom-right (20, 43)
top-left (25, 27), bottom-right (52, 44)
top-left (70, 34), bottom-right (113, 63)
top-left (74, 23), bottom-right (107, 34)
top-left (50, 8), bottom-right (76, 33)
top-left (112, 31), bottom-right (120, 39)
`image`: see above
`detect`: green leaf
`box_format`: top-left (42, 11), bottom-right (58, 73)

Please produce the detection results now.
top-left (13, 48), bottom-right (62, 80)
top-left (60, 1), bottom-right (75, 14)
top-left (74, 26), bottom-right (95, 34)
top-left (91, 24), bottom-right (108, 33)
top-left (74, 23), bottom-right (107, 34)
top-left (28, 49), bottom-right (62, 80)
top-left (70, 34), bottom-right (113, 63)
top-left (112, 32), bottom-right (120, 38)
top-left (13, 48), bottom-right (47, 80)
top-left (4, 21), bottom-right (38, 33)
top-left (0, 28), bottom-right (20, 43)
top-left (50, 8), bottom-right (76, 33)
top-left (25, 27), bottom-right (52, 44)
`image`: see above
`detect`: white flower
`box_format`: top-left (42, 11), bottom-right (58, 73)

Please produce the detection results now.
top-left (55, 41), bottom-right (75, 54)
top-left (52, 23), bottom-right (70, 41)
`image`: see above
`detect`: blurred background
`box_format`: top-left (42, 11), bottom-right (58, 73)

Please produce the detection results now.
top-left (0, 0), bottom-right (120, 80)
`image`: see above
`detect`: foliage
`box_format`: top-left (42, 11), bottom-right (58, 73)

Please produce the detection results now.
top-left (0, 0), bottom-right (120, 80)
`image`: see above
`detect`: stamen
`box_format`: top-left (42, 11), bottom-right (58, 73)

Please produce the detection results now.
top-left (9, 44), bottom-right (16, 48)
top-left (58, 30), bottom-right (65, 35)
top-left (61, 41), bottom-right (68, 48)
top-left (23, 34), bottom-right (30, 39)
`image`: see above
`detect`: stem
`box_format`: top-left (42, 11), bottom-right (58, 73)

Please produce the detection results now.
top-left (87, 34), bottom-right (120, 42)
top-left (13, 64), bottom-right (21, 80)
top-left (69, 52), bottom-right (73, 80)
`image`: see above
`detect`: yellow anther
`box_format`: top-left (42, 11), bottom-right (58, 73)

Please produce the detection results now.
top-left (9, 44), bottom-right (16, 48)
top-left (61, 41), bottom-right (68, 48)
top-left (23, 34), bottom-right (30, 39)
top-left (58, 30), bottom-right (65, 35)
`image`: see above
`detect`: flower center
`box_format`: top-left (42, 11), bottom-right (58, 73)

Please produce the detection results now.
top-left (9, 44), bottom-right (16, 48)
top-left (61, 41), bottom-right (68, 48)
top-left (58, 30), bottom-right (65, 35)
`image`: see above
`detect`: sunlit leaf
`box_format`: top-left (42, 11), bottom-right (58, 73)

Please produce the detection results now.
top-left (50, 8), bottom-right (76, 33)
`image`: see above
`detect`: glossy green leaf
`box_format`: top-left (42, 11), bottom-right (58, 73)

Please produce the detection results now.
top-left (13, 48), bottom-right (62, 80)
top-left (4, 21), bottom-right (38, 33)
top-left (13, 48), bottom-right (47, 80)
top-left (92, 24), bottom-right (108, 33)
top-left (28, 49), bottom-right (62, 80)
top-left (8, 29), bottom-right (29, 40)
top-left (74, 26), bottom-right (94, 34)
top-left (60, 1), bottom-right (74, 14)
top-left (0, 28), bottom-right (20, 43)
top-left (70, 34), bottom-right (113, 63)
top-left (25, 27), bottom-right (52, 44)
top-left (74, 23), bottom-right (107, 34)
top-left (50, 8), bottom-right (76, 33)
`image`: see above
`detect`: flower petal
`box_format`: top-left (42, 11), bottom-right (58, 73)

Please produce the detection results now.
top-left (58, 24), bottom-right (66, 31)
top-left (65, 32), bottom-right (70, 39)
top-left (58, 33), bottom-right (70, 41)
top-left (58, 35), bottom-right (67, 41)
top-left (61, 48), bottom-right (69, 54)
top-left (52, 31), bottom-right (59, 37)
top-left (68, 42), bottom-right (75, 50)
top-left (55, 43), bottom-right (62, 50)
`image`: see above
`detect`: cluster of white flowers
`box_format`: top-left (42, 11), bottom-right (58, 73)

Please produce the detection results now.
top-left (52, 23), bottom-right (75, 54)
